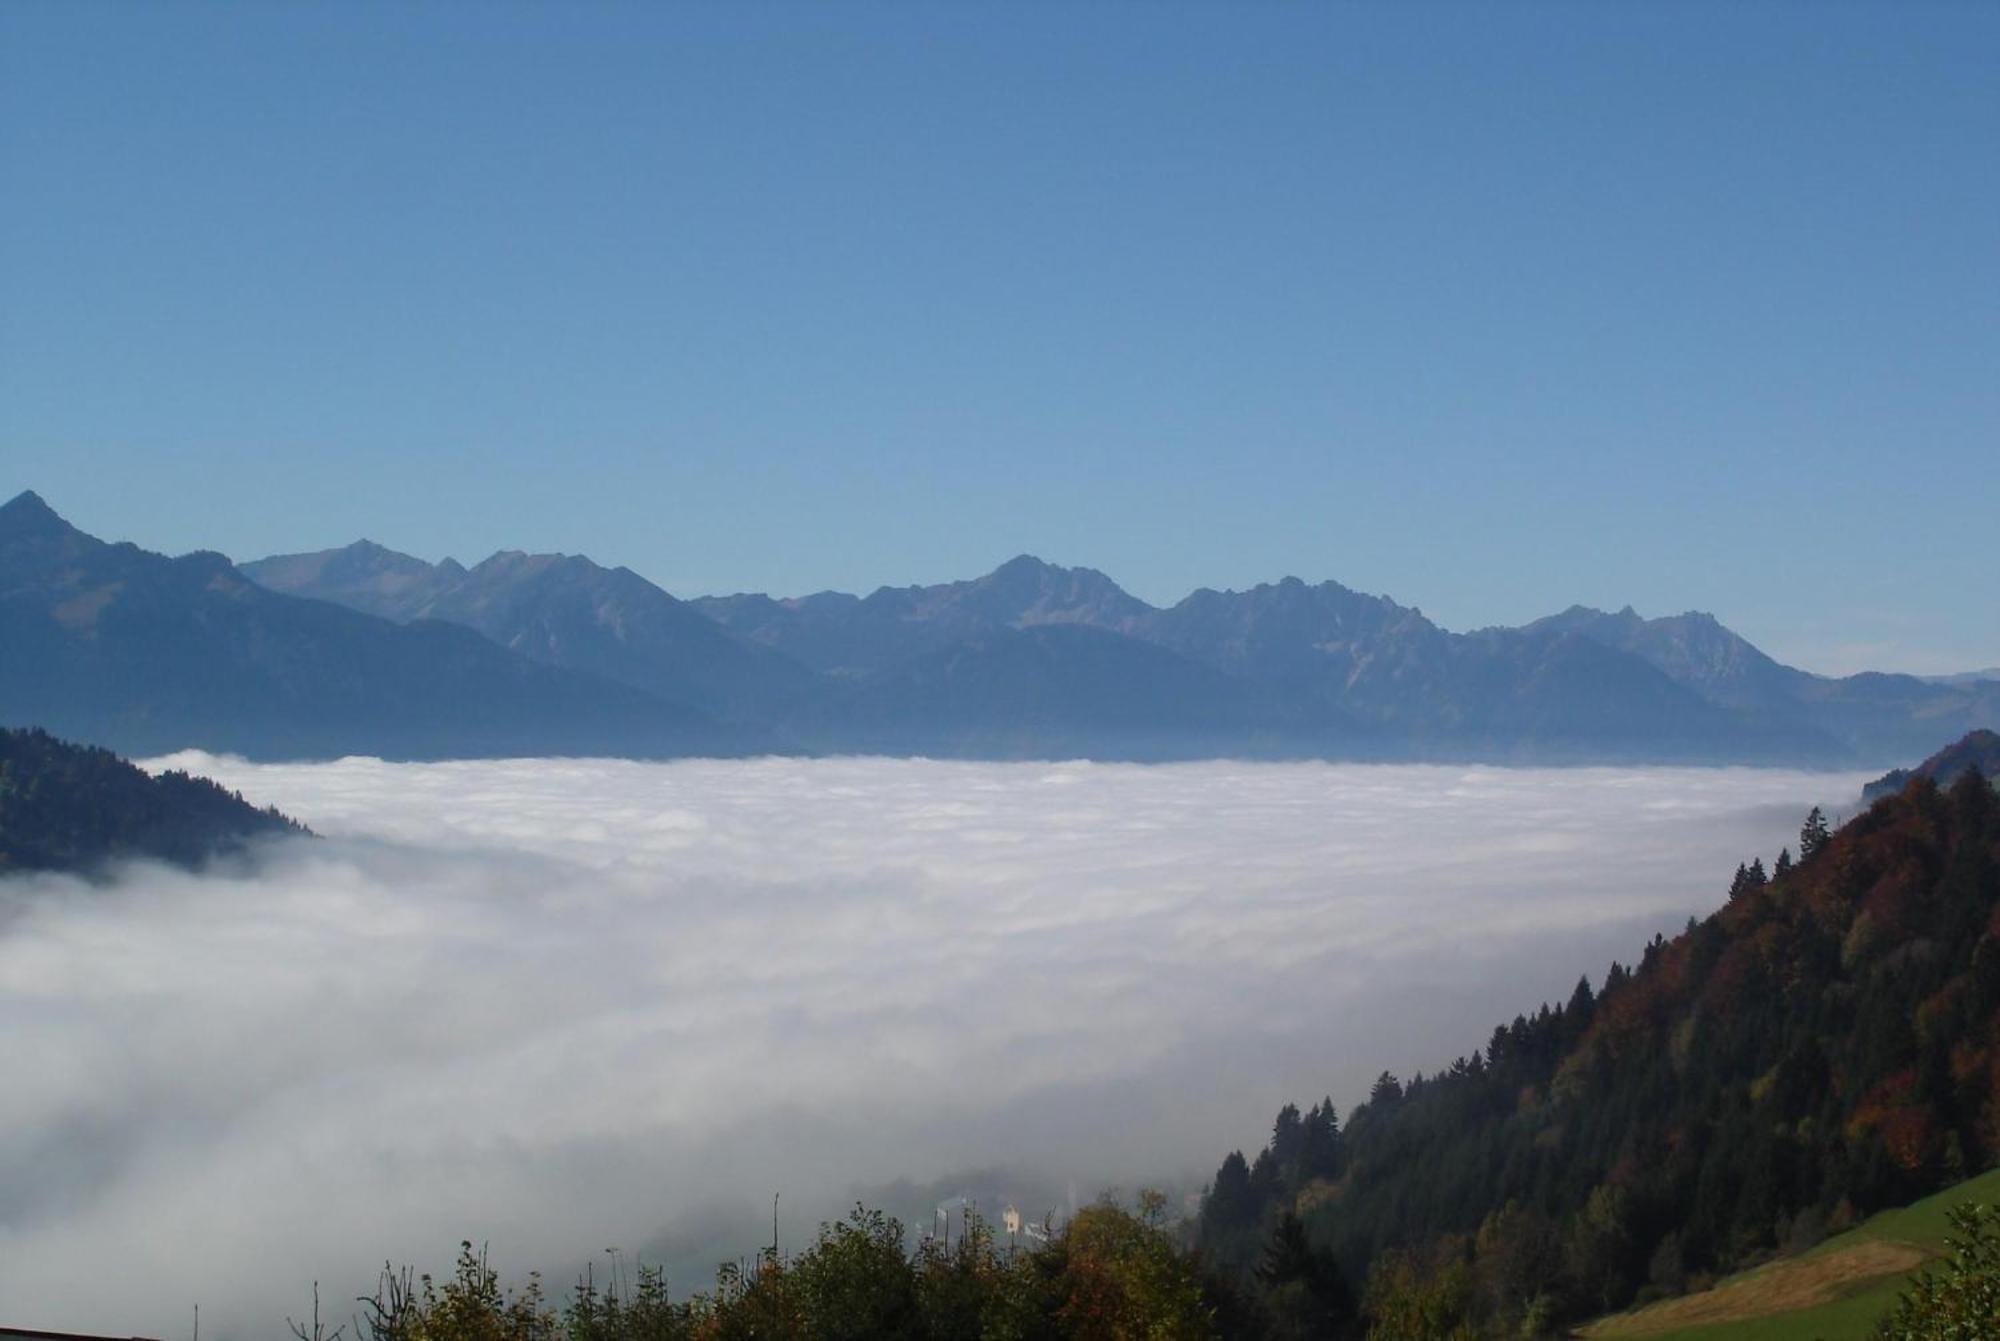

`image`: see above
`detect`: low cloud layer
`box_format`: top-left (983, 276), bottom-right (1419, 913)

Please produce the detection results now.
top-left (0, 756), bottom-right (1863, 1336)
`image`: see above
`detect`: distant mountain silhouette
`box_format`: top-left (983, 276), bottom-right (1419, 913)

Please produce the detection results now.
top-left (704, 564), bottom-right (1852, 764)
top-left (1924, 667), bottom-right (2000, 686)
top-left (0, 725), bottom-right (305, 874)
top-left (1130, 582), bottom-right (1803, 760)
top-left (1527, 604), bottom-right (2000, 763)
top-left (0, 492), bottom-right (750, 760)
top-left (238, 538), bottom-right (467, 622)
top-left (692, 554), bottom-right (1152, 677)
top-left (782, 622), bottom-right (1345, 761)
top-left (22, 488), bottom-right (1992, 766)
top-left (245, 541), bottom-right (816, 720)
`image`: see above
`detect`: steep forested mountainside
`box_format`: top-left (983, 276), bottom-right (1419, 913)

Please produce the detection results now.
top-left (0, 491), bottom-right (747, 760)
top-left (0, 726), bottom-right (304, 873)
top-left (1867, 729), bottom-right (2000, 801)
top-left (1199, 767), bottom-right (2000, 1335)
top-left (246, 541), bottom-right (817, 720)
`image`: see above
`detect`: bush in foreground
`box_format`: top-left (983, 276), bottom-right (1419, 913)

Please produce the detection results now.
top-left (303, 1200), bottom-right (1219, 1341)
top-left (1875, 1203), bottom-right (2000, 1340)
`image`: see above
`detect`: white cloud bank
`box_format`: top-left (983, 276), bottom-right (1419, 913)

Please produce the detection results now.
top-left (0, 757), bottom-right (1866, 1336)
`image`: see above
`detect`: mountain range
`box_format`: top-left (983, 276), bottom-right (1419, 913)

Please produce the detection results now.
top-left (6, 490), bottom-right (1994, 765)
top-left (0, 491), bottom-right (748, 760)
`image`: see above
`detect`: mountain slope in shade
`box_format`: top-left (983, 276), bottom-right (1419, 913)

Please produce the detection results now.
top-left (1133, 582), bottom-right (1830, 762)
top-left (0, 492), bottom-right (746, 760)
top-left (1135, 576), bottom-right (1444, 688)
top-left (782, 622), bottom-right (1349, 760)
top-left (1534, 604), bottom-right (2000, 763)
top-left (245, 542), bottom-right (817, 719)
top-left (0, 725), bottom-right (306, 873)
top-left (1864, 728), bottom-right (2000, 800)
top-left (1523, 604), bottom-right (1813, 713)
top-left (1430, 626), bottom-right (1836, 764)
top-left (1925, 667), bottom-right (2000, 686)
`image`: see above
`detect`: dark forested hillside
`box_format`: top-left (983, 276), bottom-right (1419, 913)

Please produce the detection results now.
top-left (0, 726), bottom-right (305, 873)
top-left (1199, 767), bottom-right (2000, 1336)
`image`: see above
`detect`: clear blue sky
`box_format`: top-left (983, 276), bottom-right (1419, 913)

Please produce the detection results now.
top-left (3, 2), bottom-right (1995, 675)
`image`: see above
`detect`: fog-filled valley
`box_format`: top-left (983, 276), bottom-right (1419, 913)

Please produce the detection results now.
top-left (0, 756), bottom-right (1864, 1336)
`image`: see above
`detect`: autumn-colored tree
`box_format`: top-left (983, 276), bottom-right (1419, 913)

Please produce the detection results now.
top-left (1052, 1202), bottom-right (1217, 1341)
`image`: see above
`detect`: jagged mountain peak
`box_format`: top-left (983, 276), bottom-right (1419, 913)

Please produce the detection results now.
top-left (244, 533), bottom-right (818, 719)
top-left (1169, 574), bottom-right (1418, 624)
top-left (970, 553), bottom-right (1151, 619)
top-left (990, 552), bottom-right (1058, 578)
top-left (1, 488), bottom-right (83, 541)
top-left (0, 505), bottom-right (739, 759)
top-left (3, 488), bottom-right (58, 519)
top-left (471, 548), bottom-right (561, 577)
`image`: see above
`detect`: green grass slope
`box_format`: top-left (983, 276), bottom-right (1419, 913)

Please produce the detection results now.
top-left (1583, 1168), bottom-right (2000, 1340)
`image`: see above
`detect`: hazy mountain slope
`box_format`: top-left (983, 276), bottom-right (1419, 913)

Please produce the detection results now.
top-left (238, 539), bottom-right (466, 622)
top-left (1434, 627), bottom-right (1837, 764)
top-left (0, 492), bottom-right (742, 760)
top-left (1788, 672), bottom-right (2000, 767)
top-left (1925, 667), bottom-right (2000, 687)
top-left (700, 563), bottom-right (1852, 764)
top-left (247, 541), bottom-right (818, 719)
top-left (692, 554), bottom-right (1151, 676)
top-left (1132, 583), bottom-right (1841, 763)
top-left (0, 725), bottom-right (306, 873)
top-left (783, 623), bottom-right (1333, 760)
top-left (1525, 604), bottom-right (1999, 763)
top-left (1524, 605), bottom-right (1814, 714)
top-left (1135, 576), bottom-right (1442, 687)
top-left (1864, 728), bottom-right (2000, 801)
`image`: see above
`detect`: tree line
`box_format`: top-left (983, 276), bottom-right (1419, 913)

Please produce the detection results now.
top-left (1197, 775), bottom-right (2000, 1337)
top-left (0, 725), bottom-right (304, 874)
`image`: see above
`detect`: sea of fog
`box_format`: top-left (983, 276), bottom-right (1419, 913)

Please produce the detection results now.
top-left (0, 756), bottom-right (1868, 1336)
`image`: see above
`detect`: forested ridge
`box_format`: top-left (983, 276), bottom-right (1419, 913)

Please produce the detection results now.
top-left (1198, 768), bottom-right (2000, 1337)
top-left (0, 725), bottom-right (305, 873)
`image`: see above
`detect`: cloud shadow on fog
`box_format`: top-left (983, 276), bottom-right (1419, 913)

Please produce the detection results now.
top-left (0, 756), bottom-right (1869, 1337)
